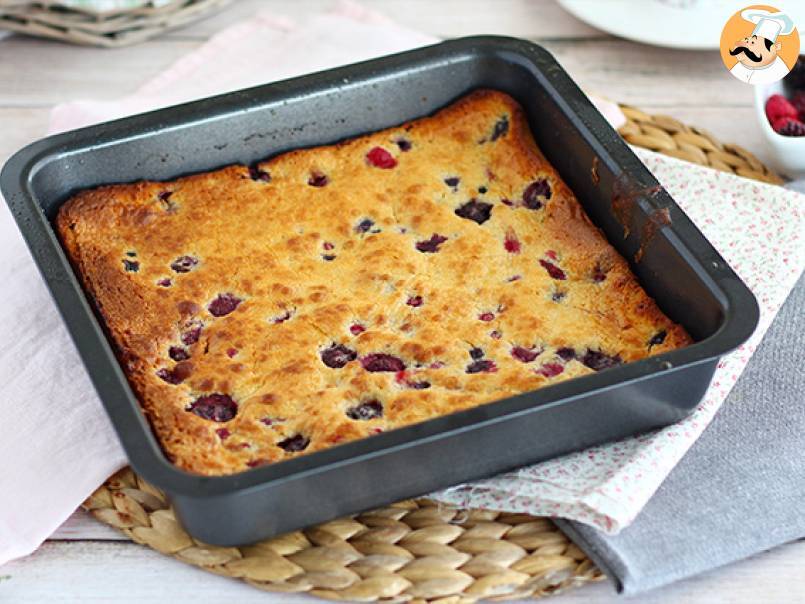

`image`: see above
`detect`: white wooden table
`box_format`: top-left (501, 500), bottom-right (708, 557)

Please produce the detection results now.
top-left (1, 1), bottom-right (801, 602)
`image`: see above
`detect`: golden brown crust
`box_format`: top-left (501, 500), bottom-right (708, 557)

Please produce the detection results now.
top-left (57, 90), bottom-right (691, 475)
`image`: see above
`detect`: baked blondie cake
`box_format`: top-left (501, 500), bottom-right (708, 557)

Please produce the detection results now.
top-left (57, 90), bottom-right (691, 475)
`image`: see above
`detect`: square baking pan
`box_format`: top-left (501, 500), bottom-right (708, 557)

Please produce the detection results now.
top-left (1, 36), bottom-right (758, 546)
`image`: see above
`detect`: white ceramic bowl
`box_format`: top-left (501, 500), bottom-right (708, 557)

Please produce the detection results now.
top-left (754, 80), bottom-right (805, 179)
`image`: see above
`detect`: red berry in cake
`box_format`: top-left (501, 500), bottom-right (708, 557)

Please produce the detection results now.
top-left (490, 330), bottom-right (502, 340)
top-left (649, 330), bottom-right (667, 347)
top-left (171, 255), bottom-right (198, 273)
top-left (466, 359), bottom-right (497, 373)
top-left (349, 323), bottom-right (366, 336)
top-left (511, 346), bottom-right (541, 363)
top-left (355, 218), bottom-right (375, 234)
top-left (208, 293), bottom-right (242, 317)
top-left (407, 295), bottom-right (424, 307)
top-left (522, 179), bottom-right (551, 209)
top-left (169, 346), bottom-right (190, 361)
top-left (774, 117), bottom-right (805, 137)
top-left (156, 367), bottom-right (183, 385)
top-left (478, 312), bottom-right (495, 322)
top-left (181, 321), bottom-right (203, 345)
top-left (248, 165), bottom-right (271, 182)
top-left (490, 116), bottom-right (509, 141)
top-left (157, 278), bottom-right (172, 287)
top-left (455, 199), bottom-right (493, 224)
top-left (361, 353), bottom-right (406, 372)
top-left (406, 380), bottom-right (431, 390)
top-left (539, 258), bottom-right (566, 280)
top-left (536, 362), bottom-right (564, 378)
top-left (123, 259), bottom-right (139, 272)
top-left (416, 234), bottom-right (448, 253)
top-left (504, 229), bottom-right (521, 253)
top-left (592, 264), bottom-right (607, 283)
top-left (366, 146), bottom-right (397, 169)
top-left (323, 241), bottom-right (335, 251)
top-left (396, 138), bottom-right (412, 151)
top-left (187, 393), bottom-right (238, 422)
top-left (226, 347), bottom-right (238, 358)
top-left (157, 191), bottom-right (176, 211)
top-left (278, 434), bottom-right (310, 452)
top-left (216, 428), bottom-right (231, 440)
top-left (581, 349), bottom-right (622, 371)
top-left (765, 94), bottom-right (798, 124)
top-left (272, 308), bottom-right (293, 324)
top-left (556, 347), bottom-right (576, 361)
top-left (308, 171), bottom-right (329, 187)
top-left (346, 399), bottom-right (384, 420)
top-left (321, 343), bottom-right (357, 368)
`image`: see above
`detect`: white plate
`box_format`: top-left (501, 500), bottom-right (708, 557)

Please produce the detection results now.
top-left (557, 0), bottom-right (805, 50)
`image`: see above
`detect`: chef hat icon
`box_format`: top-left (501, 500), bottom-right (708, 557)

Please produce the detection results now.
top-left (741, 9), bottom-right (795, 43)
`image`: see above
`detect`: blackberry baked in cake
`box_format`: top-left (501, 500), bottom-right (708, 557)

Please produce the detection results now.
top-left (57, 90), bottom-right (691, 476)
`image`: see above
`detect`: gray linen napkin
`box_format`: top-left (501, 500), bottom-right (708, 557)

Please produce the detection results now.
top-left (556, 271), bottom-right (805, 594)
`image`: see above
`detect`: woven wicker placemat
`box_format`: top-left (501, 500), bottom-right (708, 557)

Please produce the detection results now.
top-left (81, 108), bottom-right (783, 603)
top-left (618, 106), bottom-right (783, 185)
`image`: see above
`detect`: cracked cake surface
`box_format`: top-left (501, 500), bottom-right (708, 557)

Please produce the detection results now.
top-left (57, 89), bottom-right (691, 475)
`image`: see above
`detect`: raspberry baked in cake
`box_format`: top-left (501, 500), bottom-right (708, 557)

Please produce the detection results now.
top-left (57, 90), bottom-right (691, 476)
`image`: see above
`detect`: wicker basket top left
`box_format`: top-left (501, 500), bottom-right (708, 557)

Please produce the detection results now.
top-left (0, 0), bottom-right (232, 47)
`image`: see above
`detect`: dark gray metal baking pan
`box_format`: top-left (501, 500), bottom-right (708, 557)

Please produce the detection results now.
top-left (1, 36), bottom-right (758, 546)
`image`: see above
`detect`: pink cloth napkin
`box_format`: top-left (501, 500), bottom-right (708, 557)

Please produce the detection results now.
top-left (1, 1), bottom-right (802, 565)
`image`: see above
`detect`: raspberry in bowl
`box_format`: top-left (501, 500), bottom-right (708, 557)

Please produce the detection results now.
top-left (755, 55), bottom-right (805, 178)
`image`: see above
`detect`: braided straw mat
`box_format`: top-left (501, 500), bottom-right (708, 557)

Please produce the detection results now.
top-left (0, 0), bottom-right (232, 47)
top-left (81, 111), bottom-right (784, 603)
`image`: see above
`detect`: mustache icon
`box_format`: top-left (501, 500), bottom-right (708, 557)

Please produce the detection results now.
top-left (730, 45), bottom-right (763, 63)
